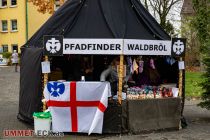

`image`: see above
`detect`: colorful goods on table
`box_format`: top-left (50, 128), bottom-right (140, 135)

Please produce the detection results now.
top-left (126, 85), bottom-right (177, 100)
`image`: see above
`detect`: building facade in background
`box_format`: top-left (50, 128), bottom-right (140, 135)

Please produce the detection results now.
top-left (181, 0), bottom-right (201, 67)
top-left (0, 0), bottom-right (51, 53)
top-left (181, 0), bottom-right (194, 17)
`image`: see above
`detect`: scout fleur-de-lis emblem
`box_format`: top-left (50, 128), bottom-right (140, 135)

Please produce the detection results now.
top-left (47, 82), bottom-right (65, 97)
top-left (46, 38), bottom-right (61, 54)
top-left (173, 40), bottom-right (184, 55)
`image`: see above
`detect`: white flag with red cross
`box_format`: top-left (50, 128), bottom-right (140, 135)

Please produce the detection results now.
top-left (44, 81), bottom-right (111, 134)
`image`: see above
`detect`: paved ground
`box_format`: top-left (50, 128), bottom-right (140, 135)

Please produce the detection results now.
top-left (0, 66), bottom-right (210, 139)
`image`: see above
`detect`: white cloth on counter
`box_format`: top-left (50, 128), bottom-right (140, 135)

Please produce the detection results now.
top-left (44, 81), bottom-right (111, 135)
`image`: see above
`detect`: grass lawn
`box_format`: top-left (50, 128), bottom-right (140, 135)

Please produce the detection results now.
top-left (185, 72), bottom-right (204, 97)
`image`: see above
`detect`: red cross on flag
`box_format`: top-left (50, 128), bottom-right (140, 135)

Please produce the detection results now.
top-left (44, 81), bottom-right (111, 134)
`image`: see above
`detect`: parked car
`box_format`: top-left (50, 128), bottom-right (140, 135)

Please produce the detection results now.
top-left (0, 54), bottom-right (8, 66)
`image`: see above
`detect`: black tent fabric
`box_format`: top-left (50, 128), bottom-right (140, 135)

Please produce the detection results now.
top-left (26, 0), bottom-right (170, 48)
top-left (18, 47), bottom-right (43, 123)
top-left (18, 0), bottom-right (170, 123)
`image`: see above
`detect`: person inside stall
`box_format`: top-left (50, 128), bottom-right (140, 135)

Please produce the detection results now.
top-left (100, 57), bottom-right (120, 96)
top-left (100, 57), bottom-right (131, 96)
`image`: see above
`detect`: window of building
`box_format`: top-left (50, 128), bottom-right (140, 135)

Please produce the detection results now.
top-left (10, 0), bottom-right (16, 6)
top-left (1, 20), bottom-right (8, 32)
top-left (12, 44), bottom-right (18, 52)
top-left (0, 47), bottom-right (3, 53)
top-left (2, 45), bottom-right (8, 52)
top-left (54, 0), bottom-right (61, 11)
top-left (11, 19), bottom-right (17, 31)
top-left (54, 0), bottom-right (67, 11)
top-left (0, 0), bottom-right (7, 7)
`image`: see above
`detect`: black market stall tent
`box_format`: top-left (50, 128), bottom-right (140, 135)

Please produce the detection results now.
top-left (18, 0), bottom-right (183, 133)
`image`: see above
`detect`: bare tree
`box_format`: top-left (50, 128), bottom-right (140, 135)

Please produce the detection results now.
top-left (143, 0), bottom-right (149, 10)
top-left (140, 0), bottom-right (183, 34)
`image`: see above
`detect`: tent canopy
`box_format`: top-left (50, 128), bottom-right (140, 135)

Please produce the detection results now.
top-left (26, 0), bottom-right (170, 48)
top-left (18, 0), bottom-right (170, 123)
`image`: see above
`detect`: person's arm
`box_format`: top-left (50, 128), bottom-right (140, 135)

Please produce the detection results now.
top-left (124, 73), bottom-right (132, 83)
top-left (100, 67), bottom-right (112, 81)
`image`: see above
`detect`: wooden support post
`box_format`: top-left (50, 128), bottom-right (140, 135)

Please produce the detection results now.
top-left (118, 55), bottom-right (124, 105)
top-left (178, 57), bottom-right (184, 129)
top-left (178, 57), bottom-right (183, 97)
top-left (43, 56), bottom-right (49, 111)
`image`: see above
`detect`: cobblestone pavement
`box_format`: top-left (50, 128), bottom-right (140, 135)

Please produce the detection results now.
top-left (0, 66), bottom-right (210, 140)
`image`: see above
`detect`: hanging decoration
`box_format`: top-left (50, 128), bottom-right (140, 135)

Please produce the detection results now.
top-left (132, 59), bottom-right (139, 74)
top-left (149, 58), bottom-right (156, 69)
top-left (138, 60), bottom-right (144, 73)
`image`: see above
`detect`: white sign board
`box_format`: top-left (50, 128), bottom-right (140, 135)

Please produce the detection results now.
top-left (178, 61), bottom-right (185, 70)
top-left (43, 38), bottom-right (173, 55)
top-left (63, 39), bottom-right (123, 55)
top-left (41, 61), bottom-right (51, 73)
top-left (124, 39), bottom-right (171, 55)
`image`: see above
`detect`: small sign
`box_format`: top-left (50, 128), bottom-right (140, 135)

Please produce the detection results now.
top-left (44, 35), bottom-right (63, 56)
top-left (171, 38), bottom-right (186, 57)
top-left (172, 87), bottom-right (179, 97)
top-left (178, 61), bottom-right (185, 70)
top-left (41, 61), bottom-right (51, 73)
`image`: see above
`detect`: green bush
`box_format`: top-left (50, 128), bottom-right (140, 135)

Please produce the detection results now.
top-left (2, 52), bottom-right (12, 59)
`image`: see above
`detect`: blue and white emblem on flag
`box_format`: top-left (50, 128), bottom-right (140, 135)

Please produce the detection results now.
top-left (47, 82), bottom-right (65, 97)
